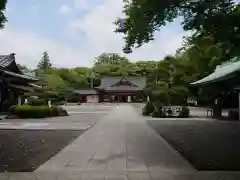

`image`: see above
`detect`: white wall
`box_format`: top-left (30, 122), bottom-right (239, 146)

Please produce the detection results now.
top-left (86, 95), bottom-right (99, 103)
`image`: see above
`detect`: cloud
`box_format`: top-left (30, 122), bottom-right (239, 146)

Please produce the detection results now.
top-left (68, 0), bottom-right (186, 61)
top-left (73, 0), bottom-right (92, 10)
top-left (0, 0), bottom-right (186, 69)
top-left (59, 4), bottom-right (72, 15)
top-left (0, 28), bottom-right (88, 68)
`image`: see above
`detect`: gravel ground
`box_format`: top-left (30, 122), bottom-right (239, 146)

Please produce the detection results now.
top-left (0, 129), bottom-right (83, 172)
top-left (148, 120), bottom-right (240, 171)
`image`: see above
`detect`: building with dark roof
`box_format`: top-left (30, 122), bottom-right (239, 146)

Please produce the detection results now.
top-left (74, 76), bottom-right (147, 103)
top-left (0, 53), bottom-right (39, 111)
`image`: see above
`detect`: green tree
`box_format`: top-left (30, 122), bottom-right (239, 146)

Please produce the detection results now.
top-left (115, 0), bottom-right (238, 53)
top-left (94, 53), bottom-right (130, 66)
top-left (17, 64), bottom-right (32, 74)
top-left (0, 0), bottom-right (7, 29)
top-left (93, 53), bottom-right (131, 77)
top-left (37, 52), bottom-right (52, 72)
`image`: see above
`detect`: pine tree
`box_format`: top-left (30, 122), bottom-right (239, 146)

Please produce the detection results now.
top-left (37, 52), bottom-right (52, 72)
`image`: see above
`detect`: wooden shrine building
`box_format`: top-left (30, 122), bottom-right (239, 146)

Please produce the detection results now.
top-left (0, 53), bottom-right (39, 112)
top-left (73, 76), bottom-right (146, 103)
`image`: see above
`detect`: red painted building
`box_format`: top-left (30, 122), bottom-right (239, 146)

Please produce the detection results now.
top-left (73, 76), bottom-right (146, 103)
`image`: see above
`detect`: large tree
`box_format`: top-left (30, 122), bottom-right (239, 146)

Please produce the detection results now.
top-left (37, 52), bottom-right (52, 72)
top-left (94, 53), bottom-right (130, 65)
top-left (0, 0), bottom-right (7, 29)
top-left (115, 0), bottom-right (238, 53)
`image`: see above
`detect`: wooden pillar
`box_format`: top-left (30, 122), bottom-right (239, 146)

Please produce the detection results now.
top-left (17, 96), bottom-right (22, 106)
top-left (213, 92), bottom-right (222, 118)
top-left (238, 92), bottom-right (240, 121)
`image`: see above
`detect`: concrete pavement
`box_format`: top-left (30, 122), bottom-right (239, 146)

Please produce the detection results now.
top-left (1, 104), bottom-right (240, 179)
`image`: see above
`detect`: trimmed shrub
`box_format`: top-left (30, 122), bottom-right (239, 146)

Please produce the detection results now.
top-left (8, 105), bottom-right (68, 119)
top-left (152, 109), bottom-right (163, 117)
top-left (52, 106), bottom-right (68, 117)
top-left (228, 110), bottom-right (239, 120)
top-left (142, 102), bottom-right (154, 116)
top-left (152, 103), bottom-right (163, 118)
top-left (178, 106), bottom-right (190, 118)
top-left (28, 98), bottom-right (46, 106)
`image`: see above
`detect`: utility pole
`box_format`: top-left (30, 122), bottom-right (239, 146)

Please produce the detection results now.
top-left (91, 70), bottom-right (94, 88)
top-left (155, 61), bottom-right (158, 85)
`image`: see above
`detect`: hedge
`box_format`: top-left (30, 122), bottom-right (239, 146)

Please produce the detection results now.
top-left (178, 106), bottom-right (190, 118)
top-left (141, 103), bottom-right (190, 118)
top-left (27, 98), bottom-right (46, 106)
top-left (142, 102), bottom-right (154, 116)
top-left (9, 105), bottom-right (68, 119)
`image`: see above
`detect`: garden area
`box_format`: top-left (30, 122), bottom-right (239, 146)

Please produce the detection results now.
top-left (7, 98), bottom-right (68, 119)
top-left (142, 102), bottom-right (190, 118)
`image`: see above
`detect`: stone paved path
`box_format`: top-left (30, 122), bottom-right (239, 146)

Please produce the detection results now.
top-left (35, 104), bottom-right (194, 178)
top-left (1, 104), bottom-right (240, 179)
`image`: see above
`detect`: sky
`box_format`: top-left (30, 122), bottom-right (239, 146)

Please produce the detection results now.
top-left (0, 0), bottom-right (187, 68)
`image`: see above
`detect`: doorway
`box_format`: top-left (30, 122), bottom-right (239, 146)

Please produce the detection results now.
top-left (114, 95), bottom-right (128, 102)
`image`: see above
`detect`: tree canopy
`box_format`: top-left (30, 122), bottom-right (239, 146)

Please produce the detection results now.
top-left (37, 52), bottom-right (52, 72)
top-left (0, 0), bottom-right (7, 29)
top-left (115, 0), bottom-right (239, 54)
top-left (94, 53), bottom-right (130, 65)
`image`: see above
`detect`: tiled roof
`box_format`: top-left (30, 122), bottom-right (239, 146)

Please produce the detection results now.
top-left (191, 57), bottom-right (240, 85)
top-left (9, 83), bottom-right (35, 92)
top-left (0, 53), bottom-right (16, 69)
top-left (97, 76), bottom-right (146, 89)
top-left (0, 53), bottom-right (38, 81)
top-left (73, 89), bottom-right (98, 95)
top-left (104, 86), bottom-right (143, 91)
top-left (1, 70), bottom-right (38, 81)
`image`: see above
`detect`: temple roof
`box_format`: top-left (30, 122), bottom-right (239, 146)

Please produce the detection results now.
top-left (191, 57), bottom-right (240, 85)
top-left (1, 70), bottom-right (38, 81)
top-left (0, 53), bottom-right (38, 82)
top-left (0, 53), bottom-right (20, 73)
top-left (97, 76), bottom-right (146, 90)
top-left (73, 89), bottom-right (98, 95)
top-left (104, 86), bottom-right (143, 91)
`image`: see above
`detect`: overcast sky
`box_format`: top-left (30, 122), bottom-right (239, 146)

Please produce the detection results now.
top-left (0, 0), bottom-right (195, 68)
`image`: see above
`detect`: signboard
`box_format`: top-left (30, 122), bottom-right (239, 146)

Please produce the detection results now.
top-left (162, 106), bottom-right (182, 117)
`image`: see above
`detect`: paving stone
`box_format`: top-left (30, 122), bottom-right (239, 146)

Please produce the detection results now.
top-left (56, 172), bottom-right (82, 180)
top-left (127, 172), bottom-right (151, 180)
top-left (0, 173), bottom-right (10, 180)
top-left (107, 154), bottom-right (126, 171)
top-left (86, 160), bottom-right (107, 171)
top-left (127, 157), bottom-right (148, 172)
top-left (8, 173), bottom-right (36, 180)
top-left (81, 172), bottom-right (105, 180)
top-left (33, 172), bottom-right (58, 180)
top-left (105, 174), bottom-right (128, 180)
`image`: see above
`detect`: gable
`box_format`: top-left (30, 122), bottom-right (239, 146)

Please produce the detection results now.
top-left (111, 77), bottom-right (138, 87)
top-left (97, 76), bottom-right (146, 89)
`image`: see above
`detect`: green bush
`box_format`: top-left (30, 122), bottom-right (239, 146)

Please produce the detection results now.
top-left (228, 110), bottom-right (239, 120)
top-left (152, 109), bottom-right (163, 117)
top-left (142, 102), bottom-right (154, 116)
top-left (51, 106), bottom-right (68, 117)
top-left (28, 98), bottom-right (46, 106)
top-left (178, 106), bottom-right (190, 118)
top-left (9, 105), bottom-right (68, 119)
top-left (151, 103), bottom-right (163, 118)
